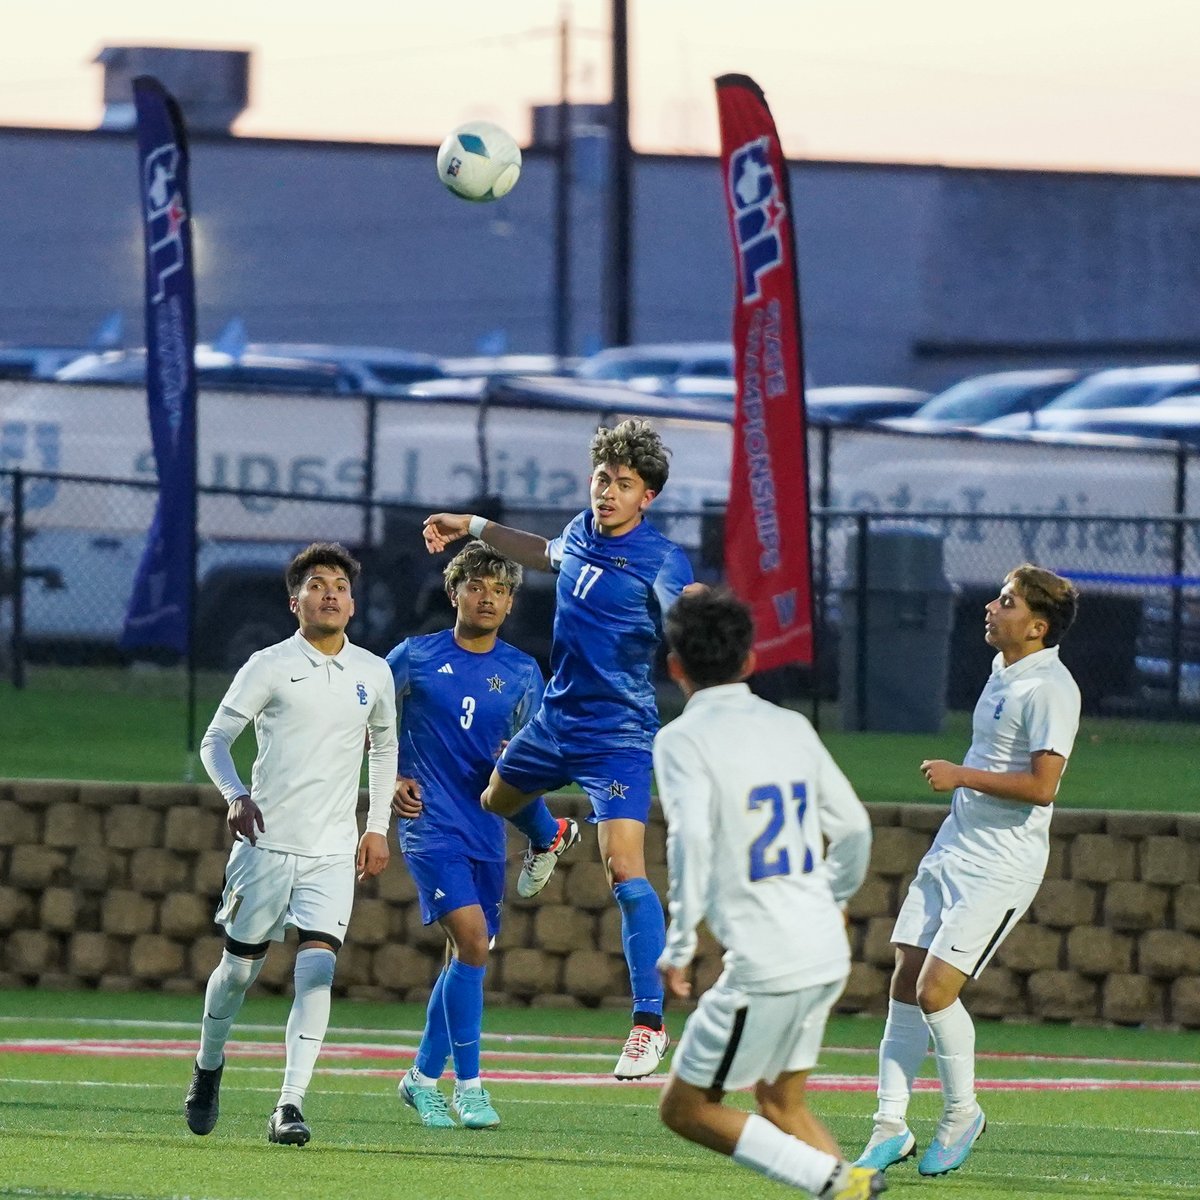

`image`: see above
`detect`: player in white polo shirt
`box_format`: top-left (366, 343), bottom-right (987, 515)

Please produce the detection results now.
top-left (856, 563), bottom-right (1080, 1178)
top-left (653, 590), bottom-right (883, 1200)
top-left (184, 542), bottom-right (398, 1147)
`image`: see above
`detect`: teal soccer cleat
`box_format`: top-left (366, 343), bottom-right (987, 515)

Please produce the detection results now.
top-left (918, 1107), bottom-right (986, 1176)
top-left (399, 1070), bottom-right (456, 1128)
top-left (452, 1084), bottom-right (501, 1129)
top-left (854, 1125), bottom-right (916, 1170)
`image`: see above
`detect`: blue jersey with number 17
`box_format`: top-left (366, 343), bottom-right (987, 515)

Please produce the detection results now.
top-left (541, 509), bottom-right (693, 752)
top-left (387, 629), bottom-right (544, 861)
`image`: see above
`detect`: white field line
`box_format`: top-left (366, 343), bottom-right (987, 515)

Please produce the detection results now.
top-left (0, 1015), bottom-right (617, 1046)
top-left (0, 1017), bottom-right (1194, 1071)
top-left (5, 1073), bottom-right (1200, 1122)
top-left (2, 1040), bottom-right (1199, 1093)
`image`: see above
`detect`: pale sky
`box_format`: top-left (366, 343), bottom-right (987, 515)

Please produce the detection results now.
top-left (3, 0), bottom-right (1199, 174)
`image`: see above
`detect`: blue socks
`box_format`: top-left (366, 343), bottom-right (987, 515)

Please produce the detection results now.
top-left (508, 797), bottom-right (561, 850)
top-left (416, 960), bottom-right (487, 1082)
top-left (442, 959), bottom-right (486, 1083)
top-left (415, 967), bottom-right (452, 1079)
top-left (613, 877), bottom-right (666, 1021)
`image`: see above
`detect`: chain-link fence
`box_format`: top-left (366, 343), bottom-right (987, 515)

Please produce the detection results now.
top-left (2, 466), bottom-right (1196, 724)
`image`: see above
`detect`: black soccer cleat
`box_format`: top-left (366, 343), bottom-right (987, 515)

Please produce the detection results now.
top-left (268, 1103), bottom-right (311, 1147)
top-left (184, 1058), bottom-right (224, 1135)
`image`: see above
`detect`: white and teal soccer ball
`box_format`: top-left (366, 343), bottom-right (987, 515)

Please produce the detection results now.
top-left (436, 120), bottom-right (522, 203)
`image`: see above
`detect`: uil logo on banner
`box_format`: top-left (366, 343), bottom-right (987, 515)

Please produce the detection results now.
top-left (729, 136), bottom-right (785, 304)
top-left (143, 143), bottom-right (188, 305)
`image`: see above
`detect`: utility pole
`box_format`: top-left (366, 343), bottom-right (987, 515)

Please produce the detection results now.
top-left (553, 8), bottom-right (572, 363)
top-left (603, 0), bottom-right (632, 347)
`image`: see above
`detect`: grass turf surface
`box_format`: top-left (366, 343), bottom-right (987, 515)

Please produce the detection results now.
top-left (0, 991), bottom-right (1197, 1199)
top-left (1, 670), bottom-right (1196, 811)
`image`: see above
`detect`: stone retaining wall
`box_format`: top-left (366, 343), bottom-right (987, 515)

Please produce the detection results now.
top-left (2, 781), bottom-right (1198, 1027)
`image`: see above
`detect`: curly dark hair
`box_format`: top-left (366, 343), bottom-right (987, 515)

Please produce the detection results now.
top-left (284, 542), bottom-right (361, 595)
top-left (665, 588), bottom-right (754, 689)
top-left (589, 418), bottom-right (671, 493)
top-left (443, 542), bottom-right (523, 598)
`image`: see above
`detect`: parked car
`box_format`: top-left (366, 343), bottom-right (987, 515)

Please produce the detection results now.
top-left (804, 385), bottom-right (930, 425)
top-left (651, 379), bottom-right (929, 425)
top-left (440, 353), bottom-right (579, 378)
top-left (241, 342), bottom-right (445, 388)
top-left (999, 404), bottom-right (1200, 448)
top-left (0, 345), bottom-right (99, 381)
top-left (983, 364), bottom-right (1200, 432)
top-left (1134, 592), bottom-right (1200, 710)
top-left (55, 347), bottom-right (398, 395)
top-left (883, 368), bottom-right (1088, 432)
top-left (574, 341), bottom-right (733, 394)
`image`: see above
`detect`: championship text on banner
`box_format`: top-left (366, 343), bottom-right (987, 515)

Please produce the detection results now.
top-left (121, 76), bottom-right (198, 655)
top-left (715, 74), bottom-right (814, 669)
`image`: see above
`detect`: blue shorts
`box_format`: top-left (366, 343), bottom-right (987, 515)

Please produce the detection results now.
top-left (497, 713), bottom-right (653, 824)
top-left (404, 850), bottom-right (506, 940)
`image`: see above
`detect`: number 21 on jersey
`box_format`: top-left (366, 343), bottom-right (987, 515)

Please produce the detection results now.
top-left (748, 782), bottom-right (815, 882)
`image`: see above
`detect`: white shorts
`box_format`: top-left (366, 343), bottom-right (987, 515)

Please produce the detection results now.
top-left (892, 847), bottom-right (1040, 978)
top-left (672, 973), bottom-right (846, 1093)
top-left (214, 839), bottom-right (356, 947)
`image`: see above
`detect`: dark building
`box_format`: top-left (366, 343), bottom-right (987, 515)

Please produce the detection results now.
top-left (2, 120), bottom-right (1200, 391)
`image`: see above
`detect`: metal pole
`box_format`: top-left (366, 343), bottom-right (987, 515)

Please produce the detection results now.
top-left (185, 412), bottom-right (199, 782)
top-left (854, 511), bottom-right (870, 731)
top-left (363, 394), bottom-right (378, 545)
top-left (11, 469), bottom-right (25, 690)
top-left (604, 0), bottom-right (632, 347)
top-left (1168, 445), bottom-right (1187, 713)
top-left (553, 9), bottom-right (573, 363)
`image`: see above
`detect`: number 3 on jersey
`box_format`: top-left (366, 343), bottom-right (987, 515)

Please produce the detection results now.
top-left (572, 563), bottom-right (604, 599)
top-left (460, 696), bottom-right (475, 729)
top-left (748, 782), bottom-right (815, 882)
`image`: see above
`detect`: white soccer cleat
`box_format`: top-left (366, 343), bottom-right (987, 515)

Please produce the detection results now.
top-left (516, 817), bottom-right (580, 898)
top-left (613, 1024), bottom-right (669, 1080)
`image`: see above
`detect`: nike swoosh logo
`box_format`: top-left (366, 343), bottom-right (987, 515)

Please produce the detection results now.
top-left (298, 1034), bottom-right (321, 1041)
top-left (950, 945), bottom-right (972, 954)
top-left (290, 675), bottom-right (307, 683)
top-left (337, 920), bottom-right (347, 927)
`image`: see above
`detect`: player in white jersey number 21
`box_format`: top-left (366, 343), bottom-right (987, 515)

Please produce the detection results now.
top-left (653, 589), bottom-right (886, 1200)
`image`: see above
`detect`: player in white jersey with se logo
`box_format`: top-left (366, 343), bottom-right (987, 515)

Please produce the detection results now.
top-left (185, 542), bottom-right (398, 1148)
top-left (857, 563), bottom-right (1080, 1179)
top-left (653, 589), bottom-right (884, 1200)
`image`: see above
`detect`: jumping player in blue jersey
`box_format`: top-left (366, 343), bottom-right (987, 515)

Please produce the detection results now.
top-left (422, 418), bottom-right (698, 1079)
top-left (386, 543), bottom-right (544, 1129)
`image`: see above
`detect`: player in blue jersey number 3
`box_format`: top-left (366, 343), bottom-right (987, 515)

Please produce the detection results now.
top-left (422, 418), bottom-right (701, 1078)
top-left (386, 543), bottom-right (543, 1130)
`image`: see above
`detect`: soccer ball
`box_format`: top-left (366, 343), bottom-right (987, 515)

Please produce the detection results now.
top-left (436, 120), bottom-right (522, 203)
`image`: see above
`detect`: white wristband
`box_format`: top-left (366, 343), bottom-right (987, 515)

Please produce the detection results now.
top-left (468, 515), bottom-right (488, 538)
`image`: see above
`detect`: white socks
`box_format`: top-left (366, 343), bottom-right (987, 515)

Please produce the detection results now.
top-left (197, 951), bottom-right (264, 1070)
top-left (732, 1112), bottom-right (840, 1194)
top-left (924, 998), bottom-right (977, 1114)
top-left (875, 998), bottom-right (929, 1125)
top-left (278, 948), bottom-right (337, 1109)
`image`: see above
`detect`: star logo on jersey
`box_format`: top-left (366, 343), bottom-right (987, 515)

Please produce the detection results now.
top-left (608, 779), bottom-right (628, 799)
top-left (488, 674), bottom-right (505, 692)
top-left (613, 555), bottom-right (628, 568)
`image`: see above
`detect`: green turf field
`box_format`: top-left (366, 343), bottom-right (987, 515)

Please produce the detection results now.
top-left (1, 669), bottom-right (1195, 811)
top-left (0, 990), bottom-right (1196, 1199)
